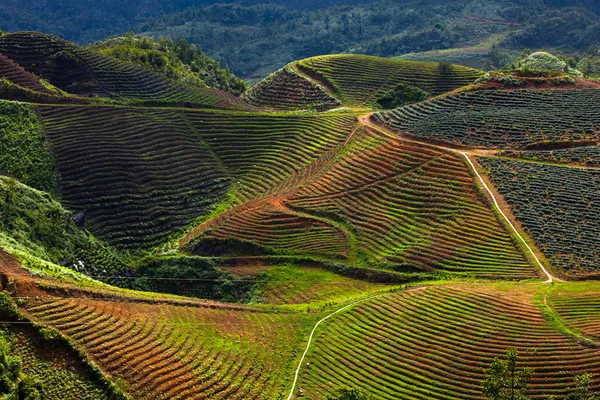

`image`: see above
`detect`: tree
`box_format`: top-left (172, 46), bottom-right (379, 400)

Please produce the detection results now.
top-left (438, 60), bottom-right (453, 75)
top-left (485, 44), bottom-right (510, 71)
top-left (482, 348), bottom-right (534, 400)
top-left (565, 374), bottom-right (599, 400)
top-left (326, 387), bottom-right (377, 400)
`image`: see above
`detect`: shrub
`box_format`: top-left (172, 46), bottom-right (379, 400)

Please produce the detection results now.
top-left (375, 83), bottom-right (428, 109)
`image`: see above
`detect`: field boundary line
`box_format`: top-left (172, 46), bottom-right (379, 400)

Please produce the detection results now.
top-left (461, 152), bottom-right (556, 283)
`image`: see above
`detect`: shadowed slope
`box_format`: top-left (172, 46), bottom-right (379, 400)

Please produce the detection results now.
top-left (0, 32), bottom-right (253, 110)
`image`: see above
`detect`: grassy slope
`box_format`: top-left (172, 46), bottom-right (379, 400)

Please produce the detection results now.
top-left (297, 282), bottom-right (600, 399)
top-left (246, 55), bottom-right (482, 110)
top-left (194, 125), bottom-right (535, 279)
top-left (37, 104), bottom-right (355, 250)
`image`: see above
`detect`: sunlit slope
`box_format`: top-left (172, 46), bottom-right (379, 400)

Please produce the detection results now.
top-left (245, 54), bottom-right (482, 110)
top-left (187, 126), bottom-right (535, 279)
top-left (17, 283), bottom-right (308, 400)
top-left (0, 32), bottom-right (252, 110)
top-left (376, 88), bottom-right (600, 149)
top-left (296, 284), bottom-right (600, 400)
top-left (37, 105), bottom-right (355, 249)
top-left (549, 282), bottom-right (600, 339)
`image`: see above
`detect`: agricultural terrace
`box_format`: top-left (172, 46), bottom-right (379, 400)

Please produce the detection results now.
top-left (243, 66), bottom-right (340, 111)
top-left (36, 105), bottom-right (355, 249)
top-left (478, 157), bottom-right (600, 278)
top-left (499, 145), bottom-right (600, 167)
top-left (23, 294), bottom-right (309, 400)
top-left (189, 125), bottom-right (536, 279)
top-left (548, 282), bottom-right (600, 340)
top-left (0, 53), bottom-right (53, 93)
top-left (0, 32), bottom-right (251, 110)
top-left (376, 88), bottom-right (600, 148)
top-left (296, 284), bottom-right (600, 400)
top-left (246, 265), bottom-right (393, 305)
top-left (7, 326), bottom-right (112, 399)
top-left (287, 128), bottom-right (534, 277)
top-left (296, 54), bottom-right (483, 107)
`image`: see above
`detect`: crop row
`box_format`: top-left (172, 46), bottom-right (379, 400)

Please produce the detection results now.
top-left (499, 146), bottom-right (600, 167)
top-left (376, 88), bottom-right (600, 148)
top-left (203, 203), bottom-right (348, 258)
top-left (297, 285), bottom-right (600, 399)
top-left (0, 32), bottom-right (249, 110)
top-left (298, 54), bottom-right (482, 107)
top-left (37, 105), bottom-right (355, 249)
top-left (549, 283), bottom-right (600, 339)
top-left (477, 157), bottom-right (600, 277)
top-left (243, 66), bottom-right (340, 111)
top-left (0, 53), bottom-right (52, 93)
top-left (286, 129), bottom-right (534, 278)
top-left (11, 328), bottom-right (111, 399)
top-left (24, 296), bottom-right (306, 400)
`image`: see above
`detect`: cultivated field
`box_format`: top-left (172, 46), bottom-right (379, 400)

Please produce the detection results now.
top-left (244, 55), bottom-right (482, 110)
top-left (478, 157), bottom-right (600, 277)
top-left (376, 88), bottom-right (600, 148)
top-left (296, 284), bottom-right (600, 399)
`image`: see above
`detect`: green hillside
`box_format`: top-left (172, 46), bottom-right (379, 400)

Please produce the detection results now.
top-left (245, 54), bottom-right (483, 110)
top-left (0, 31), bottom-right (600, 400)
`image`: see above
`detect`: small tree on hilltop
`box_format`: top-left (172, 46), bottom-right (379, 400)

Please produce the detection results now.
top-left (482, 348), bottom-right (534, 400)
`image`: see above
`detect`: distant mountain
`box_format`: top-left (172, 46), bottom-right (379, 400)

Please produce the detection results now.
top-left (1, 0), bottom-right (599, 81)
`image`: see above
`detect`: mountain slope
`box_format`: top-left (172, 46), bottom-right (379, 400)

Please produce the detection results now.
top-left (245, 55), bottom-right (482, 110)
top-left (0, 32), bottom-right (253, 110)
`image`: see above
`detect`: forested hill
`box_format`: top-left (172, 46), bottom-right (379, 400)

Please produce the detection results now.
top-left (1, 0), bottom-right (599, 80)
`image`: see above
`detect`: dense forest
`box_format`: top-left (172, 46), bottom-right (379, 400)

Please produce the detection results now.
top-left (1, 0), bottom-right (599, 80)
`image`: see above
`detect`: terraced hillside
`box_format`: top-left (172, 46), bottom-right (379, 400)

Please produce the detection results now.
top-left (187, 125), bottom-right (535, 279)
top-left (22, 291), bottom-right (308, 400)
top-left (549, 282), bottom-right (600, 340)
top-left (37, 105), bottom-right (355, 249)
top-left (0, 32), bottom-right (252, 110)
top-left (245, 55), bottom-right (482, 110)
top-left (243, 66), bottom-right (340, 111)
top-left (499, 145), bottom-right (600, 167)
top-left (0, 53), bottom-right (53, 93)
top-left (296, 284), bottom-right (600, 400)
top-left (376, 88), bottom-right (600, 148)
top-left (478, 157), bottom-right (600, 278)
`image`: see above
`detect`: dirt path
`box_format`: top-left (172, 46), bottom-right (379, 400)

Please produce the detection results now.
top-left (359, 113), bottom-right (561, 284)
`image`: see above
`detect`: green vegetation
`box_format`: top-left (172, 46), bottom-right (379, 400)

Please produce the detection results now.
top-left (133, 256), bottom-right (251, 301)
top-left (478, 157), bottom-right (600, 277)
top-left (0, 330), bottom-right (44, 400)
top-left (516, 51), bottom-right (582, 76)
top-left (24, 291), bottom-right (310, 399)
top-left (0, 175), bottom-right (127, 281)
top-left (375, 83), bottom-right (428, 109)
top-left (90, 34), bottom-right (248, 95)
top-left (327, 387), bottom-right (377, 400)
top-left (377, 88), bottom-right (600, 148)
top-left (0, 101), bottom-right (55, 193)
top-left (296, 284), bottom-right (600, 399)
top-left (0, 32), bottom-right (249, 110)
top-left (482, 348), bottom-right (533, 400)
